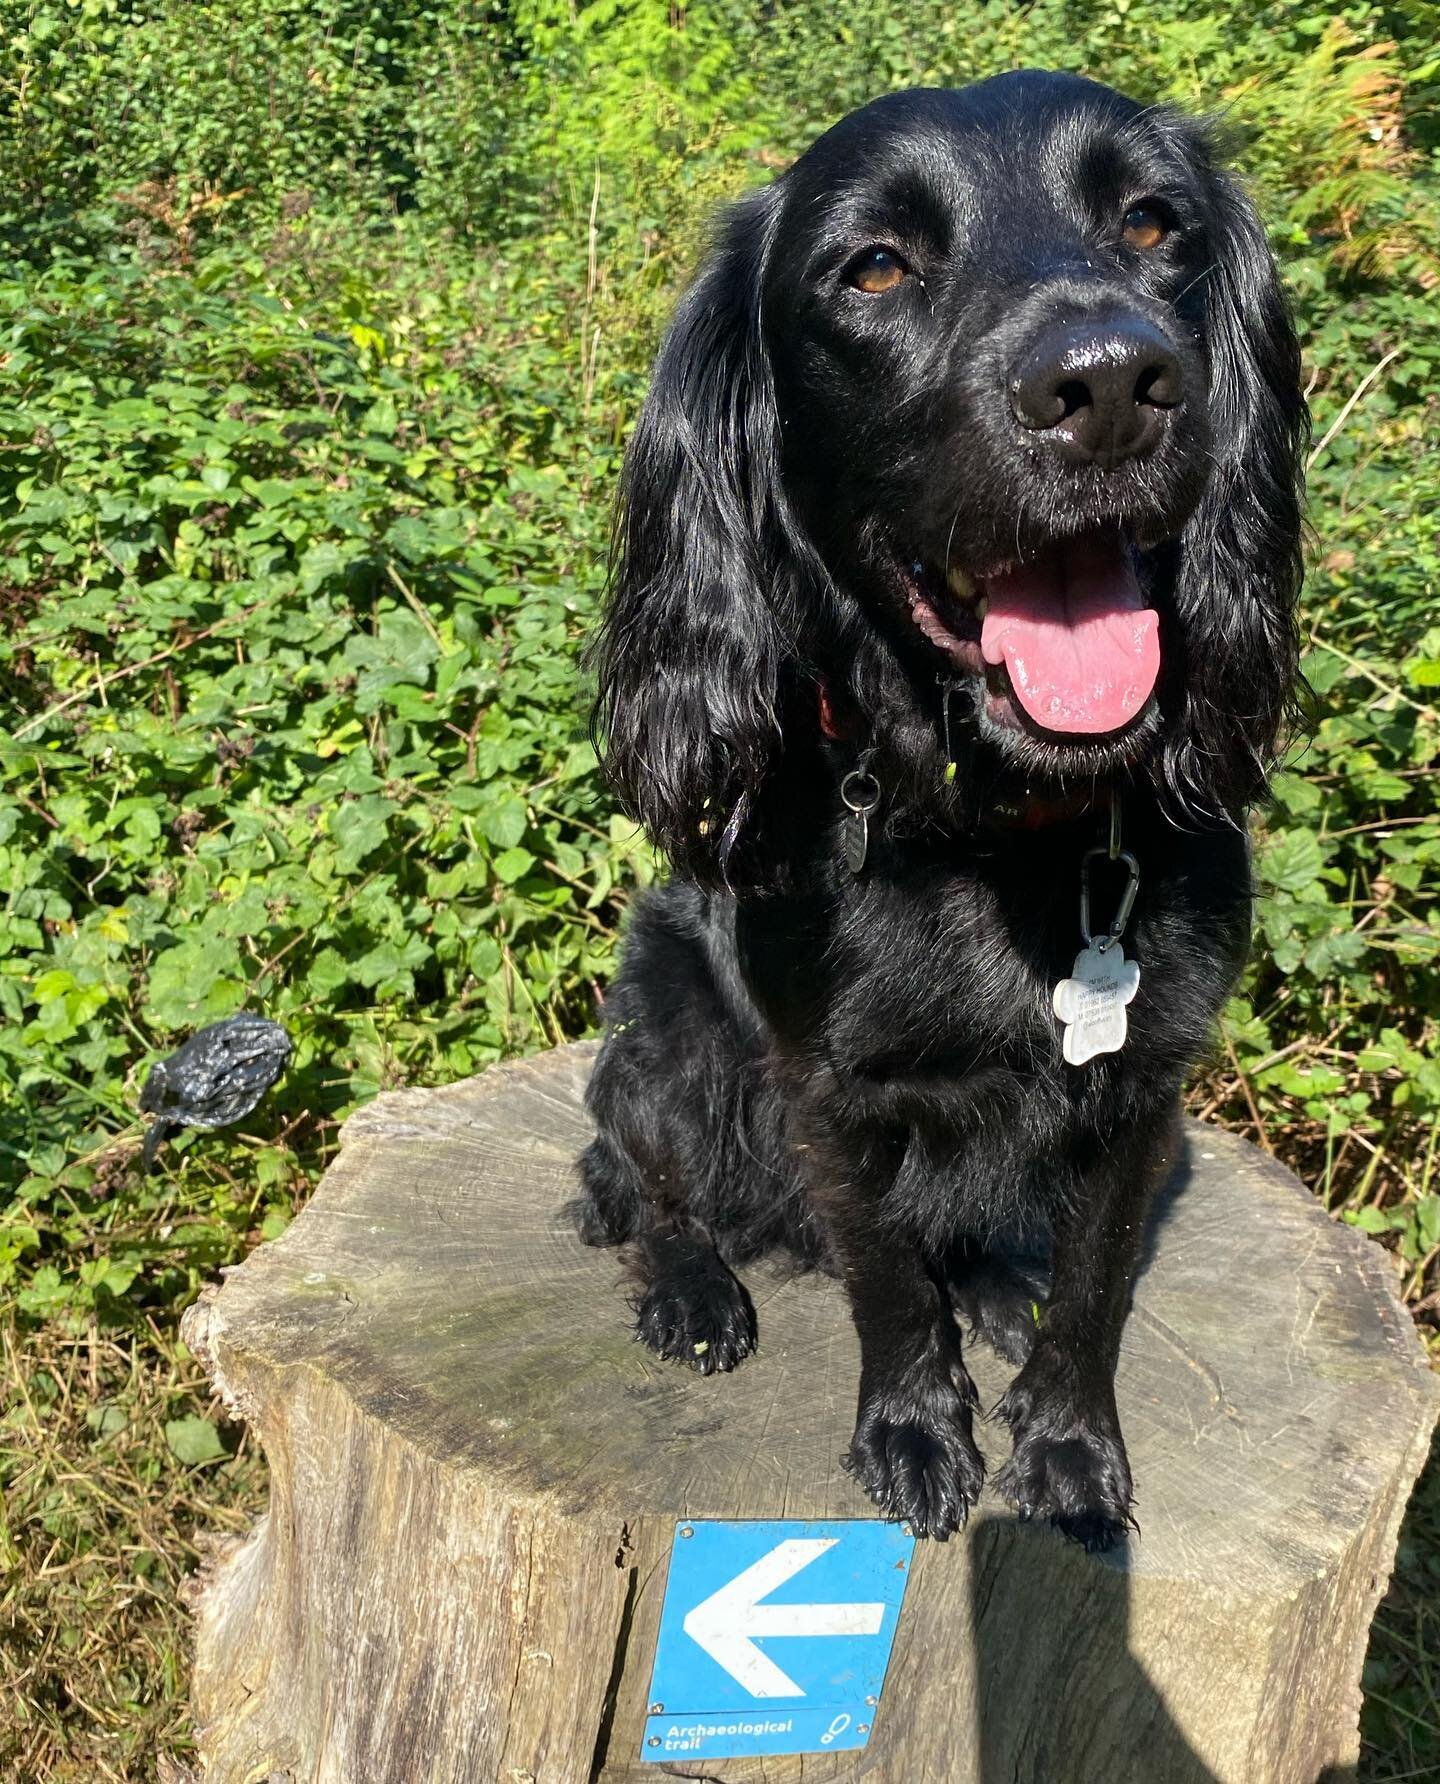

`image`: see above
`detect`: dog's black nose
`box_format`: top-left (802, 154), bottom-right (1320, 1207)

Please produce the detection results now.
top-left (1010, 317), bottom-right (1182, 467)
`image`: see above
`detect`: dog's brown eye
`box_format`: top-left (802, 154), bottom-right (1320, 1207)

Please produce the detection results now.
top-left (849, 248), bottom-right (908, 293)
top-left (1122, 205), bottom-right (1168, 251)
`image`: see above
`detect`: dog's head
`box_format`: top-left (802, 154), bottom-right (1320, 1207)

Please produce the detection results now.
top-left (593, 72), bottom-right (1306, 883)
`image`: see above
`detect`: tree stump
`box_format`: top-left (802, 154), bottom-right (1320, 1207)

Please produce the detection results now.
top-left (181, 1043), bottom-right (1438, 1784)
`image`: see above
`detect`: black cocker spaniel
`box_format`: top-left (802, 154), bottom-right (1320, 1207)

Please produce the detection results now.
top-left (575, 71), bottom-right (1305, 1549)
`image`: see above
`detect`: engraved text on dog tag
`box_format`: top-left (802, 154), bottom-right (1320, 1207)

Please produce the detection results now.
top-left (1052, 941), bottom-right (1140, 1066)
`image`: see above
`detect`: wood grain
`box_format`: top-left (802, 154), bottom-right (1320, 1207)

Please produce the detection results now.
top-left (182, 1043), bottom-right (1438, 1783)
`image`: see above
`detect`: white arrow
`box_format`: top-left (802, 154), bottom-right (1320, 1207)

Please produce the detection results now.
top-left (681, 1538), bottom-right (885, 1698)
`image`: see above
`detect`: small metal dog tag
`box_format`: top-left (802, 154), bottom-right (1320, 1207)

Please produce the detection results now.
top-left (845, 808), bottom-right (869, 874)
top-left (1052, 941), bottom-right (1141, 1066)
top-left (840, 761), bottom-right (881, 877)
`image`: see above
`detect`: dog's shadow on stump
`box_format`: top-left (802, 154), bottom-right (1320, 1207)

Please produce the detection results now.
top-left (968, 1156), bottom-right (1224, 1783)
top-left (969, 1518), bottom-right (1221, 1783)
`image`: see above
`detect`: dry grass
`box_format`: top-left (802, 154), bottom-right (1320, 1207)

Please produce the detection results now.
top-left (0, 1316), bottom-right (264, 1782)
top-left (1360, 1451), bottom-right (1440, 1781)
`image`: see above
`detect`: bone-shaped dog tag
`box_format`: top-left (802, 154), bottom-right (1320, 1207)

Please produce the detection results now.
top-left (1052, 941), bottom-right (1140, 1066)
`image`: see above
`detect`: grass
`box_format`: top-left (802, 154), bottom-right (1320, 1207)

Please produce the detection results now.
top-left (0, 1315), bottom-right (263, 1780)
top-left (1360, 1445), bottom-right (1440, 1781)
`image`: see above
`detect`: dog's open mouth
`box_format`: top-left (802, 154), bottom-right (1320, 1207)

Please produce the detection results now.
top-left (898, 534), bottom-right (1160, 738)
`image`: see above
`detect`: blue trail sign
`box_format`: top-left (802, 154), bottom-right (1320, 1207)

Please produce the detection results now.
top-left (641, 1518), bottom-right (916, 1764)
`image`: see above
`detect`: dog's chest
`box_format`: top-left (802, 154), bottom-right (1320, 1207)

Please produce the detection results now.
top-left (735, 823), bottom-right (1249, 1107)
top-left (827, 868), bottom-right (1061, 1066)
top-left (757, 839), bottom-right (1245, 1093)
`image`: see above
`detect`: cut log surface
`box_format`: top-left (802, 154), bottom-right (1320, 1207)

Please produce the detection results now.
top-left (182, 1043), bottom-right (1438, 1784)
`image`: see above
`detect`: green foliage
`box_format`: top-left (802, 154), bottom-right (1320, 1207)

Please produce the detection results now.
top-left (2, 0), bottom-right (1435, 1332)
top-left (0, 1), bottom-right (516, 249)
top-left (0, 240), bottom-right (660, 1318)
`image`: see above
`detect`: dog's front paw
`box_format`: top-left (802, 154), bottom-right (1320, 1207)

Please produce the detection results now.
top-left (994, 1357), bottom-right (1134, 1552)
top-left (633, 1264), bottom-right (757, 1376)
top-left (843, 1365), bottom-right (984, 1540)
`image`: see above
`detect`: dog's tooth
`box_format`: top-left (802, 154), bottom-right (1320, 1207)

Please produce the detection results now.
top-left (946, 565), bottom-right (976, 602)
top-left (976, 594), bottom-right (988, 621)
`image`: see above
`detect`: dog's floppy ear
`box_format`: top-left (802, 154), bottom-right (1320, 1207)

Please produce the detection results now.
top-left (590, 186), bottom-right (793, 885)
top-left (1166, 145), bottom-right (1307, 821)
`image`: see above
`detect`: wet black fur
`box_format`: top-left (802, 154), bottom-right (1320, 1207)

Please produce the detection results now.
top-left (575, 73), bottom-right (1306, 1547)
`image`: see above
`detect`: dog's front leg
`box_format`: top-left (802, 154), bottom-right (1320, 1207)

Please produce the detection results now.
top-left (995, 1103), bottom-right (1182, 1551)
top-left (791, 1099), bottom-right (984, 1539)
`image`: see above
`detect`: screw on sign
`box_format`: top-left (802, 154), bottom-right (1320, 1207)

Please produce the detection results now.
top-left (641, 1520), bottom-right (915, 1764)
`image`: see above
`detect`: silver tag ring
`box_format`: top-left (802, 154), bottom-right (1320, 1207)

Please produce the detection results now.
top-left (840, 769), bottom-right (881, 816)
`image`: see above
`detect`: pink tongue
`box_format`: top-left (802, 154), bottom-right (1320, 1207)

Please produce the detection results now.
top-left (980, 538), bottom-right (1159, 735)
